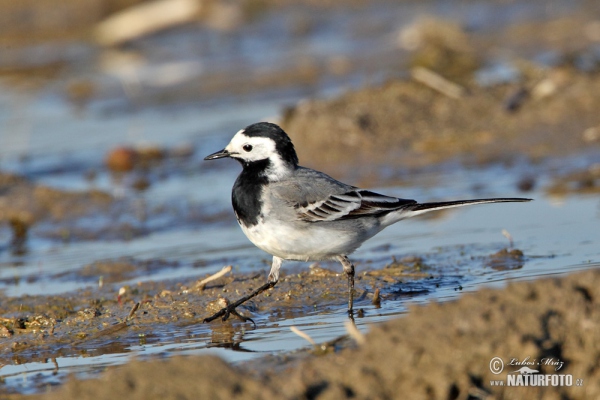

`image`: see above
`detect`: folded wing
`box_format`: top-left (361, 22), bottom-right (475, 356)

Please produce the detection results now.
top-left (296, 189), bottom-right (416, 222)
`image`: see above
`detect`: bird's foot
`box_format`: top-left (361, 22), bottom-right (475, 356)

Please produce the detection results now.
top-left (347, 308), bottom-right (355, 323)
top-left (203, 303), bottom-right (255, 326)
top-left (203, 281), bottom-right (275, 326)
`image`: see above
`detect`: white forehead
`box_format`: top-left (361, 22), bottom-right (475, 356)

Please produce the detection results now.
top-left (226, 129), bottom-right (275, 151)
top-left (228, 129), bottom-right (249, 148)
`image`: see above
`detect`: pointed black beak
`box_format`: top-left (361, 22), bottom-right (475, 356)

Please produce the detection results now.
top-left (204, 149), bottom-right (231, 160)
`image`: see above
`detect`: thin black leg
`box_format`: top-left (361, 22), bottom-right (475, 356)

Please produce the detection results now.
top-left (337, 255), bottom-right (355, 317)
top-left (347, 268), bottom-right (355, 315)
top-left (203, 281), bottom-right (275, 326)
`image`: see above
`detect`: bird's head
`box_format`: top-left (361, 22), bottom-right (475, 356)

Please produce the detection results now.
top-left (204, 122), bottom-right (299, 180)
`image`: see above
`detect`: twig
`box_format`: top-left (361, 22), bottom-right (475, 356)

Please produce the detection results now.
top-left (502, 229), bottom-right (514, 249)
top-left (127, 302), bottom-right (141, 321)
top-left (51, 358), bottom-right (59, 376)
top-left (290, 326), bottom-right (317, 347)
top-left (195, 265), bottom-right (233, 290)
top-left (344, 320), bottom-right (366, 346)
top-left (411, 66), bottom-right (465, 99)
top-left (94, 0), bottom-right (202, 46)
top-left (372, 288), bottom-right (381, 307)
top-left (90, 302), bottom-right (141, 340)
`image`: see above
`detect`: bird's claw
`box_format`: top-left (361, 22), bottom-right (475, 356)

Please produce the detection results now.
top-left (203, 305), bottom-right (256, 326)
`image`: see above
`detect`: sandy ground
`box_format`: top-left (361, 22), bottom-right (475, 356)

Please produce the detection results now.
top-left (10, 268), bottom-right (598, 400)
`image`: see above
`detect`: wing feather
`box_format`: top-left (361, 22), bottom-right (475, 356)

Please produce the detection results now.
top-left (296, 189), bottom-right (416, 222)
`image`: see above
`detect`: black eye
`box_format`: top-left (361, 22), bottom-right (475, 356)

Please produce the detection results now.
top-left (243, 144), bottom-right (253, 152)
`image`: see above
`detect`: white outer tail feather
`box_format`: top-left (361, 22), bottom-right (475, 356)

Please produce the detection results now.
top-left (382, 198), bottom-right (532, 226)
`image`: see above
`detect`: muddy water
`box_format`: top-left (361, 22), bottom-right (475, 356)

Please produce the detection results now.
top-left (1, 0), bottom-right (600, 395)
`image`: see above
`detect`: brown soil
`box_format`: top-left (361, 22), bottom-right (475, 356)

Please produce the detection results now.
top-left (0, 0), bottom-right (147, 45)
top-left (9, 268), bottom-right (598, 400)
top-left (279, 10), bottom-right (600, 176)
top-left (0, 173), bottom-right (112, 225)
top-left (282, 68), bottom-right (600, 173)
top-left (0, 173), bottom-right (113, 253)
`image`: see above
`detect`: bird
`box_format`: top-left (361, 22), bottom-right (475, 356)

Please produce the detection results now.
top-left (203, 122), bottom-right (531, 324)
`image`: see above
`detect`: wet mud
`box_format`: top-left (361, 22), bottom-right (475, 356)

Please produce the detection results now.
top-left (0, 248), bottom-right (530, 394)
top-left (0, 256), bottom-right (442, 363)
top-left (7, 268), bottom-right (598, 400)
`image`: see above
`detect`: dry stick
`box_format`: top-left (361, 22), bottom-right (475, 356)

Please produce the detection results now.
top-left (93, 302), bottom-right (141, 339)
top-left (502, 229), bottom-right (514, 249)
top-left (290, 326), bottom-right (318, 347)
top-left (51, 358), bottom-right (59, 375)
top-left (94, 0), bottom-right (202, 46)
top-left (195, 265), bottom-right (233, 290)
top-left (344, 320), bottom-right (366, 346)
top-left (372, 288), bottom-right (381, 306)
top-left (127, 302), bottom-right (141, 321)
top-left (411, 66), bottom-right (465, 99)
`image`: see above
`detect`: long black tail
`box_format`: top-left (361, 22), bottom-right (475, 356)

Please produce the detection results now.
top-left (409, 197), bottom-right (532, 214)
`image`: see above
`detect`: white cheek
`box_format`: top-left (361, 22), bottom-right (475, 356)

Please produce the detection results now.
top-left (250, 147), bottom-right (270, 160)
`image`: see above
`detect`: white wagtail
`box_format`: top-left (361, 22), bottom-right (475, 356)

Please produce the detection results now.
top-left (203, 122), bottom-right (531, 323)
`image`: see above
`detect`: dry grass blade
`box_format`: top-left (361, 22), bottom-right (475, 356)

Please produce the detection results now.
top-left (94, 0), bottom-right (202, 46)
top-left (502, 229), bottom-right (514, 248)
top-left (195, 265), bottom-right (233, 290)
top-left (344, 320), bottom-right (366, 345)
top-left (411, 66), bottom-right (465, 99)
top-left (372, 288), bottom-right (381, 306)
top-left (127, 302), bottom-right (141, 320)
top-left (290, 326), bottom-right (317, 347)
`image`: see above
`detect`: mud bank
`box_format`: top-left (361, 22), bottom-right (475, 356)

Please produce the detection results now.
top-left (283, 71), bottom-right (600, 168)
top-left (0, 172), bottom-right (112, 254)
top-left (280, 11), bottom-right (600, 174)
top-left (0, 173), bottom-right (111, 224)
top-left (11, 268), bottom-right (598, 400)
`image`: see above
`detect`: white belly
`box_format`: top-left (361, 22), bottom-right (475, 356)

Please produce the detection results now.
top-left (239, 218), bottom-right (379, 261)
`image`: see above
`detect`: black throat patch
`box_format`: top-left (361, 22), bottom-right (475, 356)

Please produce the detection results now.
top-left (232, 158), bottom-right (270, 227)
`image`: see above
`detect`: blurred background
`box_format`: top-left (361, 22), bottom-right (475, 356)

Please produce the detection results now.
top-left (1, 0), bottom-right (599, 395)
top-left (1, 0), bottom-right (599, 165)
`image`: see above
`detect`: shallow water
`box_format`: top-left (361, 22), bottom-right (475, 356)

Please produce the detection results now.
top-left (1, 0), bottom-right (599, 395)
